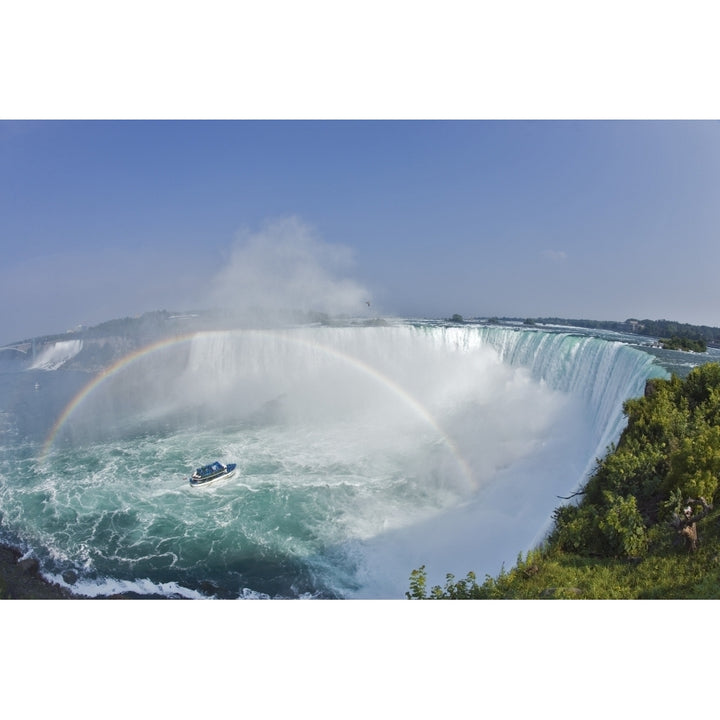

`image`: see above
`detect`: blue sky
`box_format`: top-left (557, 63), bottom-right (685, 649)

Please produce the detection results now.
top-left (2, 119), bottom-right (720, 344)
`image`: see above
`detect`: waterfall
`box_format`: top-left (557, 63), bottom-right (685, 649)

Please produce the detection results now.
top-left (172, 324), bottom-right (665, 489)
top-left (29, 339), bottom-right (83, 371)
top-left (15, 321), bottom-right (668, 599)
top-left (413, 324), bottom-right (667, 480)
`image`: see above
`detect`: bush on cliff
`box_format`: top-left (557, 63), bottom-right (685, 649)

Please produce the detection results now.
top-left (408, 363), bottom-right (720, 599)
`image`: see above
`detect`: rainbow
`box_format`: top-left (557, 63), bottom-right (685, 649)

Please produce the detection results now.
top-left (40, 329), bottom-right (475, 487)
top-left (41, 332), bottom-right (200, 460)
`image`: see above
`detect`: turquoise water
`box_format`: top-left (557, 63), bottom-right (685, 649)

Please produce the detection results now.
top-left (0, 322), bottom-right (671, 598)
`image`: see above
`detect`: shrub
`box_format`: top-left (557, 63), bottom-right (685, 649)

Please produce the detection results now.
top-left (664, 425), bottom-right (720, 503)
top-left (549, 503), bottom-right (601, 554)
top-left (598, 492), bottom-right (649, 557)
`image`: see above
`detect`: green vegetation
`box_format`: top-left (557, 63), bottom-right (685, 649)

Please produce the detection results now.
top-left (526, 316), bottom-right (719, 349)
top-left (408, 363), bottom-right (720, 599)
top-left (660, 336), bottom-right (707, 352)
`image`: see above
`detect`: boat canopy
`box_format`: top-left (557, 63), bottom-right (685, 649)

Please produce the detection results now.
top-left (195, 462), bottom-right (224, 478)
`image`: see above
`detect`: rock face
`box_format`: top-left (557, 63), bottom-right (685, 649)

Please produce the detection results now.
top-left (18, 557), bottom-right (40, 574)
top-left (0, 545), bottom-right (72, 599)
top-left (645, 379), bottom-right (659, 398)
top-left (1, 544), bottom-right (179, 599)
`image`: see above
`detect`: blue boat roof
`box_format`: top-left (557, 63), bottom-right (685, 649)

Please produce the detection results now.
top-left (196, 461), bottom-right (224, 476)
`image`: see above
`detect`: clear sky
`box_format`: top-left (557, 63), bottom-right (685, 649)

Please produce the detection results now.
top-left (3, 119), bottom-right (720, 344)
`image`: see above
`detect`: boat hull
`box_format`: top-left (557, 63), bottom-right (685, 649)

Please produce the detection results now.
top-left (189, 463), bottom-right (237, 487)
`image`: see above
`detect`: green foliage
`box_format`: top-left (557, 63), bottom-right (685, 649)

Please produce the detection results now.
top-left (529, 316), bottom-right (720, 347)
top-left (429, 571), bottom-right (483, 599)
top-left (597, 492), bottom-right (648, 557)
top-left (406, 565), bottom-right (428, 599)
top-left (580, 364), bottom-right (720, 553)
top-left (662, 487), bottom-right (685, 519)
top-left (410, 362), bottom-right (720, 599)
top-left (623, 376), bottom-right (688, 451)
top-left (549, 503), bottom-right (601, 554)
top-left (664, 425), bottom-right (720, 500)
top-left (660, 336), bottom-right (707, 353)
top-left (406, 565), bottom-right (488, 599)
top-left (683, 362), bottom-right (720, 411)
top-left (551, 490), bottom-right (649, 558)
top-left (409, 505), bottom-right (720, 599)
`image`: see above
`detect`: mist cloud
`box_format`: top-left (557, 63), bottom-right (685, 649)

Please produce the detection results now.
top-left (0, 217), bottom-right (372, 345)
top-left (210, 217), bottom-right (371, 321)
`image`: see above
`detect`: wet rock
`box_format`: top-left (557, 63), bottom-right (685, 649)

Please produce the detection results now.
top-left (1, 543), bottom-right (73, 598)
top-left (198, 580), bottom-right (221, 597)
top-left (17, 557), bottom-right (39, 574)
top-left (62, 569), bottom-right (78, 585)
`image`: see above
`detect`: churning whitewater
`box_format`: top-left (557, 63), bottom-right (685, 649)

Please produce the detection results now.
top-left (0, 322), bottom-right (667, 598)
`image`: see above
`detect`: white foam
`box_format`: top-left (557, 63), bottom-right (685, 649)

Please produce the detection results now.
top-left (46, 572), bottom-right (209, 599)
top-left (29, 340), bottom-right (83, 370)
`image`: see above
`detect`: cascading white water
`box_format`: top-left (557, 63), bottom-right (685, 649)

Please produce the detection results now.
top-left (1, 322), bottom-right (666, 598)
top-left (315, 323), bottom-right (667, 596)
top-left (29, 340), bottom-right (83, 371)
top-left (422, 324), bottom-right (666, 479)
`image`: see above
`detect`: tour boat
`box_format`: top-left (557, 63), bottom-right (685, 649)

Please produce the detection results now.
top-left (189, 461), bottom-right (237, 487)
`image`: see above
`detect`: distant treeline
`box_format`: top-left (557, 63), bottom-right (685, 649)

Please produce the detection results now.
top-left (7, 307), bottom-right (367, 349)
top-left (8, 310), bottom-right (179, 347)
top-left (524, 317), bottom-right (720, 346)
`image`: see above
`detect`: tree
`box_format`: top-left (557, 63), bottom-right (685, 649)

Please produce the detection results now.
top-left (598, 492), bottom-right (649, 557)
top-left (664, 425), bottom-right (720, 502)
top-left (406, 566), bottom-right (486, 599)
top-left (669, 497), bottom-right (713, 551)
top-left (406, 565), bottom-right (428, 599)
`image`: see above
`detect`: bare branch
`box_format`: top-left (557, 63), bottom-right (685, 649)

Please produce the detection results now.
top-left (671, 497), bottom-right (713, 530)
top-left (670, 497), bottom-right (713, 552)
top-left (557, 489), bottom-right (586, 500)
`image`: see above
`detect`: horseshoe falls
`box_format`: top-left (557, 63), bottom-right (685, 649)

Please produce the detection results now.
top-left (0, 322), bottom-right (667, 599)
